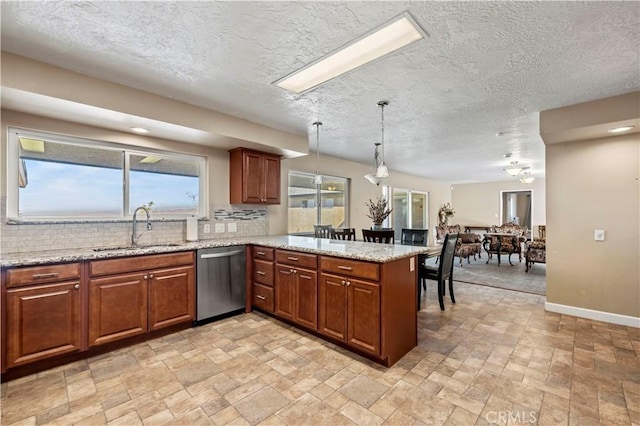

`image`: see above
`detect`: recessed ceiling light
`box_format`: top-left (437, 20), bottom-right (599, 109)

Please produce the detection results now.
top-left (130, 127), bottom-right (149, 134)
top-left (608, 125), bottom-right (635, 133)
top-left (275, 12), bottom-right (427, 94)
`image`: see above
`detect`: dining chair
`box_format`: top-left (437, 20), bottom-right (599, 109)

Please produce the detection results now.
top-left (400, 228), bottom-right (429, 246)
top-left (418, 233), bottom-right (458, 310)
top-left (332, 228), bottom-right (356, 241)
top-left (313, 224), bottom-right (334, 238)
top-left (362, 229), bottom-right (395, 244)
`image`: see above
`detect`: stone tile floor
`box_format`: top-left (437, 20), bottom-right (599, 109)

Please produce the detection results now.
top-left (1, 283), bottom-right (638, 425)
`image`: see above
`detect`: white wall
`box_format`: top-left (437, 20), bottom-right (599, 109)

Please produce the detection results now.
top-left (451, 178), bottom-right (546, 233)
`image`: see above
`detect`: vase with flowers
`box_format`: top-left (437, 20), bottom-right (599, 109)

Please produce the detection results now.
top-left (438, 202), bottom-right (455, 225)
top-left (365, 196), bottom-right (393, 230)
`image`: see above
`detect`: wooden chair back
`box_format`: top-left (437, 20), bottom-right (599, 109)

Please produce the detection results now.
top-left (332, 228), bottom-right (356, 241)
top-left (314, 224), bottom-right (333, 239)
top-left (362, 229), bottom-right (395, 244)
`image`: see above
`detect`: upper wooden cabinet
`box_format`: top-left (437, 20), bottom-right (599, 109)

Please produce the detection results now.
top-left (229, 148), bottom-right (281, 204)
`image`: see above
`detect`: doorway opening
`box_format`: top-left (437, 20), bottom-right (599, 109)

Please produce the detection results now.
top-left (500, 190), bottom-right (532, 238)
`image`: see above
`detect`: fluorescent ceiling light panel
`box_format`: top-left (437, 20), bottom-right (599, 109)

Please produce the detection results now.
top-left (18, 137), bottom-right (45, 153)
top-left (139, 156), bottom-right (162, 164)
top-left (275, 12), bottom-right (426, 93)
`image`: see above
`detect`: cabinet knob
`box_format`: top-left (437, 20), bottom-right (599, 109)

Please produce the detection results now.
top-left (144, 275), bottom-right (148, 280)
top-left (74, 284), bottom-right (80, 290)
top-left (346, 281), bottom-right (351, 287)
top-left (149, 274), bottom-right (154, 279)
top-left (341, 280), bottom-right (346, 286)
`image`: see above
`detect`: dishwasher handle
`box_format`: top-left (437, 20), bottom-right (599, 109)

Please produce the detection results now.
top-left (200, 249), bottom-right (245, 259)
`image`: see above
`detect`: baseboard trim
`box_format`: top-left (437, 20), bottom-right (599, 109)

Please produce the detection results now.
top-left (545, 302), bottom-right (640, 328)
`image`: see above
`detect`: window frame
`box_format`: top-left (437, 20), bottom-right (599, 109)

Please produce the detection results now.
top-left (287, 171), bottom-right (350, 235)
top-left (7, 127), bottom-right (208, 222)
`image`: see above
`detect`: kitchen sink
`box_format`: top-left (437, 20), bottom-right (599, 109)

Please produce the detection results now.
top-left (93, 243), bottom-right (182, 252)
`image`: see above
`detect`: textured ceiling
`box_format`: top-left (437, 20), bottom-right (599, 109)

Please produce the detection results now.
top-left (1, 1), bottom-right (639, 183)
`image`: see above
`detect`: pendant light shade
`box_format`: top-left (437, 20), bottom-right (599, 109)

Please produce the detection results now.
top-left (312, 121), bottom-right (323, 185)
top-left (364, 143), bottom-right (385, 185)
top-left (503, 161), bottom-right (523, 176)
top-left (376, 100), bottom-right (389, 178)
top-left (520, 172), bottom-right (536, 184)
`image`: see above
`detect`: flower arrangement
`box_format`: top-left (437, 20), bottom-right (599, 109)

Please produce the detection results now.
top-left (440, 202), bottom-right (455, 216)
top-left (438, 202), bottom-right (455, 225)
top-left (365, 196), bottom-right (393, 225)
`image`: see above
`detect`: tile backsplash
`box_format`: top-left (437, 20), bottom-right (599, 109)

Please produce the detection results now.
top-left (0, 197), bottom-right (268, 254)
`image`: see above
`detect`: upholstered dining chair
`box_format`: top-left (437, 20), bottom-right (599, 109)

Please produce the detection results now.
top-left (418, 233), bottom-right (458, 310)
top-left (400, 228), bottom-right (429, 246)
top-left (332, 228), bottom-right (356, 241)
top-left (362, 229), bottom-right (394, 244)
top-left (313, 224), bottom-right (334, 238)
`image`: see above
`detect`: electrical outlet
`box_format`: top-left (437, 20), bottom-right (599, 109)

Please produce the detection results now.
top-left (227, 222), bottom-right (237, 233)
top-left (594, 230), bottom-right (605, 241)
top-left (203, 224), bottom-right (210, 234)
top-left (215, 223), bottom-right (225, 233)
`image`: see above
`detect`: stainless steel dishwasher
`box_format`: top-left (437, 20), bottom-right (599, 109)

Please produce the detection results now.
top-left (196, 245), bottom-right (246, 325)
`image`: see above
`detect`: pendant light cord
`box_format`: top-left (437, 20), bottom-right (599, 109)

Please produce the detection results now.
top-left (380, 103), bottom-right (385, 163)
top-left (377, 100), bottom-right (388, 165)
top-left (313, 121), bottom-right (322, 174)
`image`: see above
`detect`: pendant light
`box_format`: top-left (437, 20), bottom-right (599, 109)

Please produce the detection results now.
top-left (312, 121), bottom-right (323, 185)
top-left (364, 142), bottom-right (385, 185)
top-left (376, 100), bottom-right (389, 178)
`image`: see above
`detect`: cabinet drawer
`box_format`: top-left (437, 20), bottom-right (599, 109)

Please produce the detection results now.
top-left (253, 246), bottom-right (275, 261)
top-left (253, 283), bottom-right (274, 312)
top-left (254, 259), bottom-right (274, 286)
top-left (276, 250), bottom-right (317, 269)
top-left (320, 256), bottom-right (380, 281)
top-left (90, 252), bottom-right (194, 276)
top-left (6, 263), bottom-right (81, 287)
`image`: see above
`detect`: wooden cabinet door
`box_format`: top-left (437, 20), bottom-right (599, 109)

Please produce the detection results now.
top-left (89, 273), bottom-right (148, 346)
top-left (347, 278), bottom-right (380, 356)
top-left (243, 151), bottom-right (264, 203)
top-left (275, 265), bottom-right (295, 320)
top-left (294, 267), bottom-right (317, 330)
top-left (318, 273), bottom-right (347, 342)
top-left (263, 155), bottom-right (281, 204)
top-left (6, 281), bottom-right (82, 368)
top-left (148, 266), bottom-right (195, 331)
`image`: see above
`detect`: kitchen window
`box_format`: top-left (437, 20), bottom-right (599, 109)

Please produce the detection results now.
top-left (287, 171), bottom-right (349, 234)
top-left (7, 128), bottom-right (207, 221)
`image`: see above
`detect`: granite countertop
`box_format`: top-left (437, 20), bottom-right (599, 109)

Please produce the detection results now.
top-left (0, 235), bottom-right (439, 268)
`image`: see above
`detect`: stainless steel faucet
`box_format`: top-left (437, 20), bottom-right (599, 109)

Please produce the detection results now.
top-left (132, 206), bottom-right (152, 246)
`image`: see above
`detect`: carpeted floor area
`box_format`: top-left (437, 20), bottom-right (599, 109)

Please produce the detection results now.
top-left (425, 253), bottom-right (546, 296)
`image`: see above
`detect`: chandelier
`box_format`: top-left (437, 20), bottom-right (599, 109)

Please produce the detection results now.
top-left (312, 121), bottom-right (323, 185)
top-left (503, 159), bottom-right (536, 183)
top-left (503, 161), bottom-right (523, 176)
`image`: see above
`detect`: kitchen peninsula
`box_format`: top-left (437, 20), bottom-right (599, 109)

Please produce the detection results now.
top-left (1, 236), bottom-right (435, 379)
